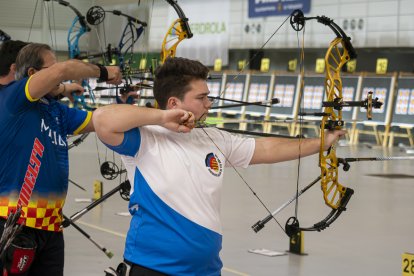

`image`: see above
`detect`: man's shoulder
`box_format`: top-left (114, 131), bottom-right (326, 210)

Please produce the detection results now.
top-left (0, 79), bottom-right (20, 90)
top-left (0, 79), bottom-right (29, 94)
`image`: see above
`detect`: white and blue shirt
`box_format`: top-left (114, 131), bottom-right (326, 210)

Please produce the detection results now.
top-left (108, 125), bottom-right (255, 275)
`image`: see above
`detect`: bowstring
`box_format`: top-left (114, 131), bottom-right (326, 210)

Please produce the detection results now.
top-left (90, 12), bottom-right (107, 64)
top-left (213, 14), bottom-right (291, 105)
top-left (135, 0), bottom-right (154, 101)
top-left (49, 0), bottom-right (58, 51)
top-left (28, 0), bottom-right (39, 42)
top-left (138, 0), bottom-right (155, 73)
top-left (42, 1), bottom-right (54, 50)
top-left (86, 9), bottom-right (113, 168)
top-left (199, 13), bottom-right (307, 236)
top-left (200, 127), bottom-right (286, 233)
top-left (294, 24), bottom-right (306, 221)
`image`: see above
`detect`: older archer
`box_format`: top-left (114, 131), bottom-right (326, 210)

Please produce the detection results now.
top-left (0, 43), bottom-right (122, 275)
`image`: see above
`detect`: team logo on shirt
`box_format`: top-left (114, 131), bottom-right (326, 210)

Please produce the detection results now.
top-left (41, 118), bottom-right (66, 147)
top-left (205, 153), bottom-right (223, 177)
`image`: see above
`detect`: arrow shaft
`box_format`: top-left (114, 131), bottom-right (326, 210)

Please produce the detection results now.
top-left (342, 156), bottom-right (414, 162)
top-left (209, 96), bottom-right (278, 107)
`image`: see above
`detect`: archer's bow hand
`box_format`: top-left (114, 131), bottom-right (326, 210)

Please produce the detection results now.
top-left (322, 129), bottom-right (347, 150)
top-left (105, 66), bottom-right (123, 85)
top-left (162, 109), bottom-right (195, 133)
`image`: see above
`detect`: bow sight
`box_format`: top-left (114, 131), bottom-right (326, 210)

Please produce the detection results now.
top-left (299, 91), bottom-right (383, 125)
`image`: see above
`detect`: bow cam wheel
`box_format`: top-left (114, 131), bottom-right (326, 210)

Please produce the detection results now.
top-left (100, 161), bottom-right (119, 180)
top-left (290, 9), bottom-right (305, 31)
top-left (87, 6), bottom-right (105, 25)
top-left (285, 216), bottom-right (300, 237)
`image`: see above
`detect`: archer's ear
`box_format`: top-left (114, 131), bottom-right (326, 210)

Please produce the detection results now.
top-left (27, 67), bottom-right (37, 77)
top-left (166, 97), bottom-right (179, 109)
top-left (9, 63), bottom-right (16, 74)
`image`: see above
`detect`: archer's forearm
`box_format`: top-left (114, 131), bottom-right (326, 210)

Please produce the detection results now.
top-left (93, 104), bottom-right (166, 134)
top-left (251, 137), bottom-right (321, 164)
top-left (93, 104), bottom-right (167, 146)
top-left (28, 60), bottom-right (101, 99)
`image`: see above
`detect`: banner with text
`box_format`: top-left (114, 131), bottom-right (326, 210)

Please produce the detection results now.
top-left (169, 0), bottom-right (230, 66)
top-left (248, 0), bottom-right (311, 18)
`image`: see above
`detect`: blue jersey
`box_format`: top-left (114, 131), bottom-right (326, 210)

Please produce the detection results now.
top-left (0, 77), bottom-right (92, 231)
top-left (108, 125), bottom-right (255, 275)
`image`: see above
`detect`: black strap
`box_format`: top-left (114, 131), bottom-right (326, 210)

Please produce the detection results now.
top-left (124, 260), bottom-right (167, 276)
top-left (95, 63), bottom-right (109, 82)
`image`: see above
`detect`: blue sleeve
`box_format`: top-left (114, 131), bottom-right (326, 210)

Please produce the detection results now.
top-left (105, 128), bottom-right (141, 157)
top-left (63, 105), bottom-right (92, 135)
top-left (0, 78), bottom-right (32, 116)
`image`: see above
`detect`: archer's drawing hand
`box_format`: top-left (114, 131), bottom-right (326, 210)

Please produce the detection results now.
top-left (63, 82), bottom-right (84, 103)
top-left (162, 109), bottom-right (195, 133)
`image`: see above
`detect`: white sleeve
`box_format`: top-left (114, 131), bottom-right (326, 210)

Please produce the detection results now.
top-left (222, 131), bottom-right (255, 168)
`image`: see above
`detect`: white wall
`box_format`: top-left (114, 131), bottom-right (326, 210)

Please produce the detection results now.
top-left (1, 0), bottom-right (413, 55)
top-left (113, 0), bottom-right (414, 51)
top-left (227, 0), bottom-right (414, 49)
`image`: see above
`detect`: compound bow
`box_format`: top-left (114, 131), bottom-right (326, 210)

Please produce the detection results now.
top-left (86, 5), bottom-right (148, 95)
top-left (284, 10), bottom-right (383, 236)
top-left (247, 10), bottom-right (382, 236)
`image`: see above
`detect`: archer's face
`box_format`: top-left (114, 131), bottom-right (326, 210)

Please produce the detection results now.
top-left (41, 50), bottom-right (57, 68)
top-left (28, 50), bottom-right (57, 77)
top-left (173, 79), bottom-right (212, 121)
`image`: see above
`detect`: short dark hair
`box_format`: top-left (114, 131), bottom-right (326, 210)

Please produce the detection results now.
top-left (153, 57), bottom-right (209, 109)
top-left (15, 43), bottom-right (52, 80)
top-left (0, 40), bottom-right (29, 77)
